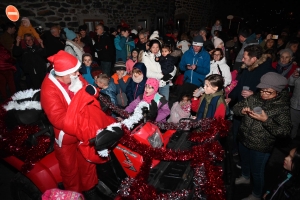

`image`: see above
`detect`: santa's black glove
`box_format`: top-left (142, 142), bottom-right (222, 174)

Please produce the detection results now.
top-left (146, 100), bottom-right (158, 121)
top-left (85, 84), bottom-right (97, 95)
top-left (94, 126), bottom-right (123, 151)
top-left (162, 74), bottom-right (172, 81)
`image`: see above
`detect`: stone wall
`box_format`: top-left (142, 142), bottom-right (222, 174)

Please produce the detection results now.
top-left (0, 0), bottom-right (215, 33)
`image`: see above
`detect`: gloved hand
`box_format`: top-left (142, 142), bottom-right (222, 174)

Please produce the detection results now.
top-left (95, 126), bottom-right (123, 151)
top-left (85, 84), bottom-right (97, 95)
top-left (162, 74), bottom-right (172, 81)
top-left (146, 100), bottom-right (158, 121)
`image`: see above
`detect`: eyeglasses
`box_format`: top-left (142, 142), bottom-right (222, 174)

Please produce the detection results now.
top-left (260, 90), bottom-right (275, 95)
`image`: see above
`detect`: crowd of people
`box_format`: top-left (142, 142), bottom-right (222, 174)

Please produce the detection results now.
top-left (1, 17), bottom-right (300, 200)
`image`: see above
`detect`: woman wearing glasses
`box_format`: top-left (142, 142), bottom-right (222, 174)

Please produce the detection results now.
top-left (233, 72), bottom-right (292, 200)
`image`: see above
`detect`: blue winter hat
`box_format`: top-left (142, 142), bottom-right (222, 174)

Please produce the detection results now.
top-left (64, 27), bottom-right (76, 40)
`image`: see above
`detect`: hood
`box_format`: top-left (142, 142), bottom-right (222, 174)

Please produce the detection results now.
top-left (241, 54), bottom-right (269, 71)
top-left (132, 62), bottom-right (147, 78)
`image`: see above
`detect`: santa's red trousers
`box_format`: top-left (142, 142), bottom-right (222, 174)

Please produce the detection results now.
top-left (54, 142), bottom-right (98, 193)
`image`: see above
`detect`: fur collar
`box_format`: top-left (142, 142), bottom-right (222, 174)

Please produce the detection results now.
top-left (241, 54), bottom-right (268, 71)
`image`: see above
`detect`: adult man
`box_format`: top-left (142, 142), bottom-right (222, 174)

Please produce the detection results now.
top-left (94, 24), bottom-right (114, 76)
top-left (135, 30), bottom-right (148, 52)
top-left (228, 44), bottom-right (275, 158)
top-left (0, 22), bottom-right (16, 54)
top-left (40, 50), bottom-right (115, 200)
top-left (41, 25), bottom-right (65, 57)
top-left (114, 27), bottom-right (135, 62)
top-left (233, 28), bottom-right (259, 71)
top-left (178, 35), bottom-right (210, 97)
top-left (13, 33), bottom-right (47, 89)
top-left (78, 24), bottom-right (94, 55)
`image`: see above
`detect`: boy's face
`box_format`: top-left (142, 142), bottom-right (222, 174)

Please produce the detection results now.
top-left (83, 56), bottom-right (92, 66)
top-left (116, 70), bottom-right (125, 77)
top-left (204, 80), bottom-right (218, 95)
top-left (95, 79), bottom-right (104, 89)
top-left (132, 51), bottom-right (138, 58)
top-left (161, 48), bottom-right (171, 57)
top-left (22, 20), bottom-right (29, 27)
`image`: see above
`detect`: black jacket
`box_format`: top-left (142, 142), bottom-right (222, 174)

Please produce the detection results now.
top-left (41, 31), bottom-right (65, 57)
top-left (93, 33), bottom-right (114, 62)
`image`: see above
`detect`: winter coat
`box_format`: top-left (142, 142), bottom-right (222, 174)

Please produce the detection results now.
top-left (18, 24), bottom-right (40, 40)
top-left (125, 93), bottom-right (170, 122)
top-left (0, 31), bottom-right (15, 54)
top-left (211, 25), bottom-right (222, 37)
top-left (41, 30), bottom-right (66, 57)
top-left (114, 35), bottom-right (135, 62)
top-left (191, 90), bottom-right (226, 119)
top-left (126, 63), bottom-right (147, 103)
top-left (289, 75), bottom-right (300, 110)
top-left (168, 102), bottom-right (191, 123)
top-left (233, 91), bottom-right (292, 153)
top-left (160, 54), bottom-right (176, 75)
top-left (93, 33), bottom-right (114, 62)
top-left (208, 57), bottom-right (232, 86)
top-left (179, 47), bottom-right (210, 87)
top-left (100, 79), bottom-right (117, 105)
top-left (229, 55), bottom-right (276, 105)
top-left (272, 62), bottom-right (298, 79)
top-left (12, 43), bottom-right (47, 74)
top-left (111, 73), bottom-right (131, 94)
top-left (126, 58), bottom-right (137, 74)
top-left (79, 61), bottom-right (101, 85)
top-left (235, 38), bottom-right (259, 63)
top-left (65, 40), bottom-right (85, 62)
top-left (0, 43), bottom-right (16, 71)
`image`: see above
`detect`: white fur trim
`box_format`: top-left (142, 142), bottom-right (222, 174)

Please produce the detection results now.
top-left (192, 42), bottom-right (203, 46)
top-left (48, 70), bottom-right (71, 105)
top-left (98, 149), bottom-right (109, 157)
top-left (122, 101), bottom-right (149, 129)
top-left (54, 60), bottom-right (81, 76)
top-left (55, 130), bottom-right (65, 147)
top-left (3, 101), bottom-right (41, 111)
top-left (11, 89), bottom-right (40, 101)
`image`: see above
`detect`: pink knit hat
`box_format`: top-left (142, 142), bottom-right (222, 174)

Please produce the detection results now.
top-left (146, 78), bottom-right (159, 92)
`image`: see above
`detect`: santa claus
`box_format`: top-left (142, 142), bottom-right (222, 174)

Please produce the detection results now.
top-left (40, 50), bottom-right (115, 200)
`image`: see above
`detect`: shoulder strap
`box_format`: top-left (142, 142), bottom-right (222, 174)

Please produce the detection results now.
top-left (217, 64), bottom-right (222, 76)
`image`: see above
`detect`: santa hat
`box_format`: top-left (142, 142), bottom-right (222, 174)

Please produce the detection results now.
top-left (21, 17), bottom-right (31, 25)
top-left (149, 31), bottom-right (159, 40)
top-left (146, 78), bottom-right (159, 93)
top-left (213, 36), bottom-right (224, 48)
top-left (48, 50), bottom-right (81, 76)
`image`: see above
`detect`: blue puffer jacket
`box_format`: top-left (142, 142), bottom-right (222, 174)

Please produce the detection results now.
top-left (126, 63), bottom-right (147, 103)
top-left (114, 35), bottom-right (135, 62)
top-left (179, 47), bottom-right (210, 87)
top-left (100, 79), bottom-right (117, 105)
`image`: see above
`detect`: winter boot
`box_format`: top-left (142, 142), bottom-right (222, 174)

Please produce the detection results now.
top-left (83, 186), bottom-right (103, 200)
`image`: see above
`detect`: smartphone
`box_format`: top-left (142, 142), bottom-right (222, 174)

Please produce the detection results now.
top-left (272, 35), bottom-right (278, 39)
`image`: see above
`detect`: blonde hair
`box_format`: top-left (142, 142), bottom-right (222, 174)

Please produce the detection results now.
top-left (95, 74), bottom-right (109, 86)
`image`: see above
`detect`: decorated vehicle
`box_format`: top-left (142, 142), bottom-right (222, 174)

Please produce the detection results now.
top-left (0, 89), bottom-right (232, 200)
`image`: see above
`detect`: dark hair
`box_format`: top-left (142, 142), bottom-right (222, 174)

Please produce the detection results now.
top-left (244, 44), bottom-right (263, 59)
top-left (120, 27), bottom-right (130, 33)
top-left (2, 22), bottom-right (16, 31)
top-left (212, 48), bottom-right (224, 59)
top-left (149, 39), bottom-right (162, 51)
top-left (286, 40), bottom-right (299, 49)
top-left (205, 74), bottom-right (224, 91)
top-left (180, 94), bottom-right (191, 102)
top-left (161, 44), bottom-right (172, 52)
top-left (82, 53), bottom-right (93, 61)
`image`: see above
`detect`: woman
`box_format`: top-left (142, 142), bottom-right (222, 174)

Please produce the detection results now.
top-left (125, 78), bottom-right (170, 122)
top-left (233, 72), bottom-right (292, 200)
top-left (262, 38), bottom-right (277, 62)
top-left (64, 28), bottom-right (85, 62)
top-left (207, 48), bottom-right (232, 87)
top-left (272, 48), bottom-right (298, 79)
top-left (264, 147), bottom-right (300, 200)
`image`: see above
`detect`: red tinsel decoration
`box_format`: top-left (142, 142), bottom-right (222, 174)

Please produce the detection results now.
top-left (0, 102), bottom-right (51, 173)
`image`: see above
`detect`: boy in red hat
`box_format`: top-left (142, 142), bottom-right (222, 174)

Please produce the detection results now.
top-left (40, 50), bottom-right (115, 200)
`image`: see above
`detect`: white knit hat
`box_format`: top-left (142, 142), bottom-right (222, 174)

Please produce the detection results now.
top-left (149, 31), bottom-right (159, 40)
top-left (131, 29), bottom-right (138, 35)
top-left (213, 36), bottom-right (224, 48)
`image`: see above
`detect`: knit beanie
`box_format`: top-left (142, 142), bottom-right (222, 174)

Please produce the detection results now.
top-left (131, 29), bottom-right (138, 35)
top-left (192, 35), bottom-right (204, 46)
top-left (21, 17), bottom-right (30, 25)
top-left (146, 78), bottom-right (159, 93)
top-left (114, 61), bottom-right (126, 71)
top-left (149, 31), bottom-right (160, 40)
top-left (64, 27), bottom-right (77, 40)
top-left (256, 72), bottom-right (288, 92)
top-left (213, 36), bottom-right (224, 48)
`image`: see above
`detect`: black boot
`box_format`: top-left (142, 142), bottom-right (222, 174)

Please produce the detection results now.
top-left (83, 186), bottom-right (103, 200)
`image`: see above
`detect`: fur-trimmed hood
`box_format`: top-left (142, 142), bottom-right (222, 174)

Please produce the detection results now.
top-left (241, 54), bottom-right (269, 71)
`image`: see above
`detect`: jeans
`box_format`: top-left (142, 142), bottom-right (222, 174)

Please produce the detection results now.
top-left (100, 61), bottom-right (111, 76)
top-left (239, 142), bottom-right (270, 198)
top-left (159, 83), bottom-right (170, 101)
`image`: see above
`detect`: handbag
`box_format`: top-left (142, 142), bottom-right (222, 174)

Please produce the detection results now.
top-left (116, 88), bottom-right (128, 107)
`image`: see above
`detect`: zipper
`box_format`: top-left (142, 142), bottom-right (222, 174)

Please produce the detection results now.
top-left (134, 84), bottom-right (138, 99)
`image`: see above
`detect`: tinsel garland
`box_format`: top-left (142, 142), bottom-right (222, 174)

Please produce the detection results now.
top-left (0, 100), bottom-right (51, 173)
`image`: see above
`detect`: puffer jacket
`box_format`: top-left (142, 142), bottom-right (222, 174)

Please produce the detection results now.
top-left (233, 91), bottom-right (292, 153)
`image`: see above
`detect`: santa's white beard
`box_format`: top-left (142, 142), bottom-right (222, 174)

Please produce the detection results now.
top-left (68, 75), bottom-right (83, 94)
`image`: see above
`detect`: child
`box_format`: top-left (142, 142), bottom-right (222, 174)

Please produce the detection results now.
top-left (177, 33), bottom-right (191, 54)
top-left (211, 20), bottom-right (222, 37)
top-left (17, 17), bottom-right (42, 43)
top-left (111, 61), bottom-right (131, 107)
top-left (125, 78), bottom-right (170, 122)
top-left (95, 73), bottom-right (117, 105)
top-left (159, 44), bottom-right (177, 100)
top-left (126, 48), bottom-right (139, 75)
top-left (168, 94), bottom-right (191, 123)
top-left (79, 53), bottom-right (102, 85)
top-left (191, 74), bottom-right (226, 120)
top-left (126, 63), bottom-right (148, 104)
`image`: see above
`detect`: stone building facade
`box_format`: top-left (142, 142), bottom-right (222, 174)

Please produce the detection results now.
top-left (0, 0), bottom-right (215, 33)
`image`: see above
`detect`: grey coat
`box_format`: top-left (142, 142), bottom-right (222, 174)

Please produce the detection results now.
top-left (288, 75), bottom-right (300, 110)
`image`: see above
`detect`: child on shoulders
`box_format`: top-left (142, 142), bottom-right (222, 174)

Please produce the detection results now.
top-left (17, 17), bottom-right (42, 43)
